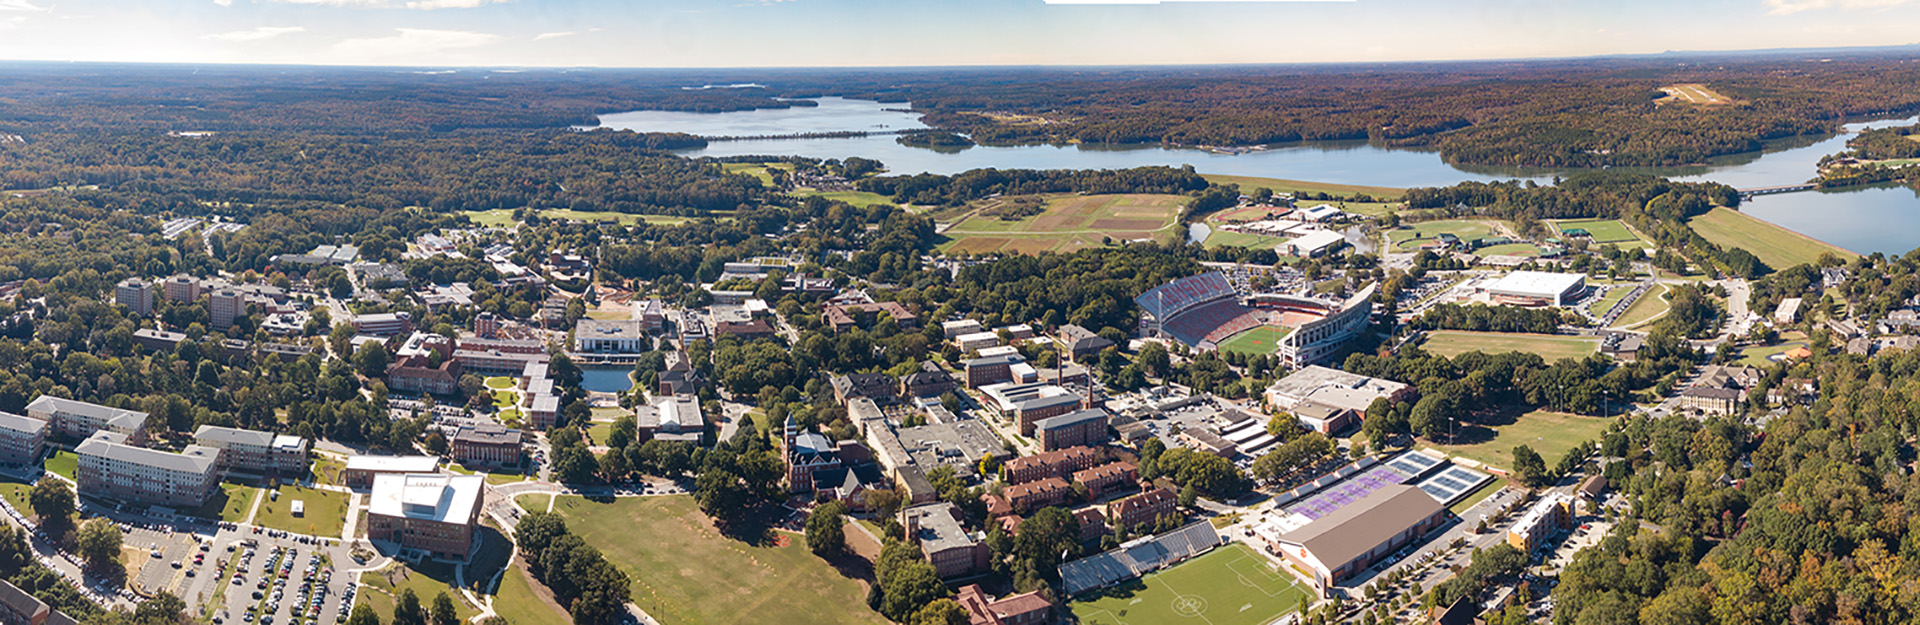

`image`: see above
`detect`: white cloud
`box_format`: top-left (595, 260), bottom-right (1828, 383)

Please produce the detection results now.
top-left (332, 28), bottom-right (499, 61)
top-left (534, 31), bottom-right (574, 41)
top-left (212, 0), bottom-right (232, 6)
top-left (1766, 0), bottom-right (1917, 13)
top-left (205, 26), bottom-right (305, 42)
top-left (0, 0), bottom-right (47, 12)
top-left (267, 0), bottom-right (505, 9)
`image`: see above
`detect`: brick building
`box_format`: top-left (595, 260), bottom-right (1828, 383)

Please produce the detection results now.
top-left (1002, 446), bottom-right (1100, 485)
top-left (1109, 487), bottom-right (1176, 531)
top-left (1003, 477), bottom-right (1069, 513)
top-left (365, 474), bottom-right (484, 561)
top-left (450, 424), bottom-right (524, 469)
top-left (1072, 461), bottom-right (1137, 499)
top-left (1033, 409), bottom-right (1109, 451)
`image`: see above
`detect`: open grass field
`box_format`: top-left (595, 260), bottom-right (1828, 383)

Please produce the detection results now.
top-left (1202, 228), bottom-right (1291, 250)
top-left (309, 456), bottom-right (346, 487)
top-left (0, 481), bottom-right (31, 518)
top-left (463, 208), bottom-right (704, 228)
top-left (1217, 326), bottom-right (1292, 356)
top-left (1199, 174), bottom-right (1404, 216)
top-left (1657, 84), bottom-right (1732, 105)
top-left (1614, 284), bottom-right (1672, 328)
top-left (720, 162), bottom-right (793, 185)
top-left (1688, 207), bottom-right (1854, 270)
top-left (1736, 342), bottom-right (1810, 367)
top-left (1475, 242), bottom-right (1544, 257)
top-left (1433, 410), bottom-right (1615, 471)
top-left (359, 561), bottom-right (478, 622)
top-left (200, 483), bottom-right (261, 523)
top-left (1072, 543), bottom-right (1310, 625)
top-left (1551, 219), bottom-right (1653, 249)
top-left (547, 494), bottom-right (888, 625)
top-left (1385, 220), bottom-right (1504, 252)
top-left (792, 188), bottom-right (895, 208)
top-left (494, 561), bottom-right (571, 625)
top-left (940, 194), bottom-right (1185, 255)
top-left (253, 486), bottom-right (348, 538)
top-left (1421, 331), bottom-right (1597, 361)
top-left (1586, 287), bottom-right (1634, 317)
top-left (45, 451), bottom-right (76, 480)
top-left (484, 376), bottom-right (516, 391)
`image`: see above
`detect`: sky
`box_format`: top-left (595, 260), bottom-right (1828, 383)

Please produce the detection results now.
top-left (0, 0), bottom-right (1917, 68)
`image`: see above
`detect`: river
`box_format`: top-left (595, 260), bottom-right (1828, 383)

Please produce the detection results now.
top-left (593, 98), bottom-right (1920, 255)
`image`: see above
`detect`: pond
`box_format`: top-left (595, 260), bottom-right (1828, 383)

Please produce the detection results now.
top-left (579, 367), bottom-right (635, 394)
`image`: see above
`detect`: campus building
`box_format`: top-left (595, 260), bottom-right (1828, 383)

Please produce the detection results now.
top-left (192, 425), bottom-right (308, 477)
top-left (366, 473), bottom-right (484, 560)
top-left (954, 585), bottom-right (1050, 625)
top-left (450, 425), bottom-right (524, 469)
top-left (1508, 493), bottom-right (1575, 553)
top-left (981, 382), bottom-right (1085, 436)
top-left (1486, 271), bottom-right (1588, 307)
top-left (1032, 408), bottom-right (1109, 451)
top-left (0, 578), bottom-right (76, 625)
top-left (353, 312), bottom-right (413, 337)
top-left (1003, 477), bottom-right (1069, 513)
top-left (1266, 484), bottom-right (1448, 596)
top-left (1264, 366), bottom-right (1414, 415)
top-left (115, 278), bottom-right (155, 316)
top-left (1108, 487), bottom-right (1176, 531)
top-left (342, 455), bottom-right (442, 489)
top-left (210, 289), bottom-right (244, 330)
top-left (23, 396), bottom-right (148, 442)
top-left (1072, 461), bottom-right (1137, 499)
top-left (963, 355), bottom-right (1021, 389)
top-left (1003, 446), bottom-right (1100, 485)
top-left (573, 319), bottom-right (648, 353)
top-left (1056, 324), bottom-right (1114, 361)
top-left (0, 412), bottom-right (45, 468)
top-left (386, 354), bottom-right (463, 395)
top-left (903, 503), bottom-right (989, 579)
top-left (634, 395), bottom-right (704, 443)
top-left (75, 431), bottom-right (222, 509)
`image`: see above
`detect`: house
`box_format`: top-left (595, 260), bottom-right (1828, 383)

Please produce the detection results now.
top-left (1108, 487), bottom-right (1176, 531)
top-left (366, 474), bottom-right (484, 561)
top-left (1057, 325), bottom-right (1114, 361)
top-left (903, 503), bottom-right (989, 578)
top-left (451, 425), bottom-right (524, 469)
top-left (831, 373), bottom-right (900, 407)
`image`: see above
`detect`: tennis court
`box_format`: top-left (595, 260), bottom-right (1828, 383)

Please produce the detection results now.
top-left (1073, 543), bottom-right (1311, 625)
top-left (1281, 463), bottom-right (1416, 521)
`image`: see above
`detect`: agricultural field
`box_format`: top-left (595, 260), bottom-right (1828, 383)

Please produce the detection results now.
top-left (1687, 207), bottom-right (1854, 271)
top-left (1217, 326), bottom-right (1292, 355)
top-left (1200, 174), bottom-right (1404, 216)
top-left (1432, 410), bottom-right (1617, 472)
top-left (1420, 331), bottom-right (1598, 361)
top-left (1385, 220), bottom-right (1505, 252)
top-left (939, 194), bottom-right (1185, 255)
top-left (1072, 543), bottom-right (1311, 625)
top-left (546, 494), bottom-right (888, 625)
top-left (1657, 84), bottom-right (1732, 105)
top-left (792, 188), bottom-right (895, 208)
top-left (1551, 218), bottom-right (1653, 249)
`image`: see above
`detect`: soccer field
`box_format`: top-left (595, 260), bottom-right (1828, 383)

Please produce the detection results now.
top-left (1217, 326), bottom-right (1292, 355)
top-left (1421, 331), bottom-right (1597, 361)
top-left (1073, 543), bottom-right (1312, 625)
top-left (1551, 219), bottom-right (1650, 248)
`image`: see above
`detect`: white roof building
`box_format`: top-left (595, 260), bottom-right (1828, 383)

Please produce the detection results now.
top-left (368, 473), bottom-right (483, 524)
top-left (1486, 271), bottom-right (1587, 306)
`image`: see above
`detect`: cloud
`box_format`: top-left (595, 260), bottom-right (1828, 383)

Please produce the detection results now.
top-left (534, 31), bottom-right (574, 41)
top-left (267, 0), bottom-right (506, 9)
top-left (206, 26), bottom-right (306, 42)
top-left (1765, 0), bottom-right (1917, 13)
top-left (332, 28), bottom-right (499, 61)
top-left (0, 0), bottom-right (46, 11)
top-left (212, 0), bottom-right (231, 6)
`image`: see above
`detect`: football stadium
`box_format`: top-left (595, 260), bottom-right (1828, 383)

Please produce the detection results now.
top-left (1136, 271), bottom-right (1375, 368)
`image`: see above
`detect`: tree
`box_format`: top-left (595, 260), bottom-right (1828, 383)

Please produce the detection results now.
top-left (346, 604), bottom-right (383, 625)
top-left (881, 560), bottom-right (951, 622)
top-left (29, 478), bottom-right (74, 532)
top-left (805, 501), bottom-right (848, 557)
top-left (75, 518), bottom-right (121, 570)
top-left (354, 340), bottom-right (391, 378)
top-left (135, 591), bottom-right (187, 623)
top-left (392, 588), bottom-right (428, 625)
top-left (1512, 445), bottom-right (1548, 487)
top-left (911, 599), bottom-right (971, 625)
top-left (431, 592), bottom-right (459, 625)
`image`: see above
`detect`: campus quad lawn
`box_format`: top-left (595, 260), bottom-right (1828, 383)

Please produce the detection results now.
top-left (1385, 220), bottom-right (1503, 251)
top-left (1072, 543), bottom-right (1311, 625)
top-left (1217, 326), bottom-right (1293, 356)
top-left (545, 494), bottom-right (889, 625)
top-left (0, 481), bottom-right (30, 517)
top-left (45, 450), bottom-right (77, 480)
top-left (1432, 410), bottom-right (1616, 472)
top-left (1687, 207), bottom-right (1855, 271)
top-left (252, 485), bottom-right (349, 538)
top-left (493, 561), bottom-right (571, 625)
top-left (192, 483), bottom-right (261, 523)
top-left (1420, 331), bottom-right (1598, 361)
top-left (484, 376), bottom-right (516, 391)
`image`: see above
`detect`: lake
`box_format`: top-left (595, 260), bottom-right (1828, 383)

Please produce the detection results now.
top-left (593, 98), bottom-right (1920, 255)
top-left (580, 367), bottom-right (635, 394)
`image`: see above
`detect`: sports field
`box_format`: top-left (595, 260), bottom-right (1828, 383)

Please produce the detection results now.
top-left (1432, 410), bottom-right (1615, 471)
top-left (1551, 219), bottom-right (1652, 249)
top-left (940, 194), bottom-right (1185, 255)
top-left (1421, 331), bottom-right (1597, 361)
top-left (1217, 326), bottom-right (1292, 355)
top-left (1385, 220), bottom-right (1504, 252)
top-left (1203, 228), bottom-right (1292, 250)
top-left (1072, 543), bottom-right (1311, 625)
top-left (1688, 207), bottom-right (1854, 270)
top-left (546, 494), bottom-right (888, 625)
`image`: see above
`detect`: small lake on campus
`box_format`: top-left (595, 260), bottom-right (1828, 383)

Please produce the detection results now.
top-left (592, 98), bottom-right (1920, 255)
top-left (580, 367), bottom-right (635, 394)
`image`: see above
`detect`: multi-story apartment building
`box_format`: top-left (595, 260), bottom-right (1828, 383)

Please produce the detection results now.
top-left (1072, 461), bottom-right (1137, 499)
top-left (1002, 446), bottom-right (1100, 485)
top-left (1109, 487), bottom-right (1176, 531)
top-left (0, 578), bottom-right (74, 625)
top-left (1033, 409), bottom-right (1109, 451)
top-left (75, 431), bottom-right (221, 509)
top-left (162, 274), bottom-right (202, 303)
top-left (24, 396), bottom-right (148, 442)
top-left (1003, 477), bottom-right (1069, 513)
top-left (365, 473), bottom-right (484, 560)
top-left (903, 503), bottom-right (988, 579)
top-left (352, 312), bottom-right (413, 337)
top-left (450, 424), bottom-right (523, 468)
top-left (210, 289), bottom-right (244, 330)
top-left (115, 278), bottom-right (155, 316)
top-left (0, 412), bottom-right (46, 468)
top-left (192, 425), bottom-right (308, 478)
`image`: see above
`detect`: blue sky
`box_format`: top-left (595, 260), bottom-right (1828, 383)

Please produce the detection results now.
top-left (0, 0), bottom-right (1915, 67)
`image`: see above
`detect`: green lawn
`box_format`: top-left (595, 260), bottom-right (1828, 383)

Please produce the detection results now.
top-left (791, 188), bottom-right (895, 208)
top-left (1421, 331), bottom-right (1597, 361)
top-left (310, 456), bottom-right (346, 487)
top-left (545, 494), bottom-right (888, 625)
top-left (1449, 481), bottom-right (1504, 515)
top-left (586, 422), bottom-right (614, 447)
top-left (1474, 242), bottom-right (1544, 257)
top-left (484, 376), bottom-right (517, 391)
top-left (1736, 342), bottom-right (1809, 367)
top-left (1688, 207), bottom-right (1855, 270)
top-left (1586, 287), bottom-right (1634, 317)
top-left (0, 481), bottom-right (31, 517)
top-left (1551, 218), bottom-right (1653, 248)
top-left (1203, 228), bottom-right (1292, 250)
top-left (45, 451), bottom-right (76, 480)
top-left (253, 486), bottom-right (349, 538)
top-left (1217, 326), bottom-right (1293, 356)
top-left (1386, 220), bottom-right (1505, 252)
top-left (1199, 173), bottom-right (1404, 216)
top-left (193, 483), bottom-right (261, 523)
top-left (462, 208), bottom-right (703, 227)
top-left (484, 471), bottom-right (529, 486)
top-left (359, 561), bottom-right (478, 622)
top-left (1072, 543), bottom-right (1310, 625)
top-left (1432, 410), bottom-right (1616, 471)
top-left (1614, 284), bottom-right (1672, 329)
top-left (494, 561), bottom-right (571, 625)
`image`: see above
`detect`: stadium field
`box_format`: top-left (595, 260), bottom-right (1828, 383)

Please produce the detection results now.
top-left (1217, 325), bottom-right (1292, 355)
top-left (1073, 543), bottom-right (1311, 625)
top-left (1421, 331), bottom-right (1597, 361)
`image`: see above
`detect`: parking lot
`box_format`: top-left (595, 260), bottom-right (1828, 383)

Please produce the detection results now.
top-left (180, 524), bottom-right (362, 625)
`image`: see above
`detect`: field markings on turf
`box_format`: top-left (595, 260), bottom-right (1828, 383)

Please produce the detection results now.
top-left (1154, 574), bottom-right (1219, 625)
